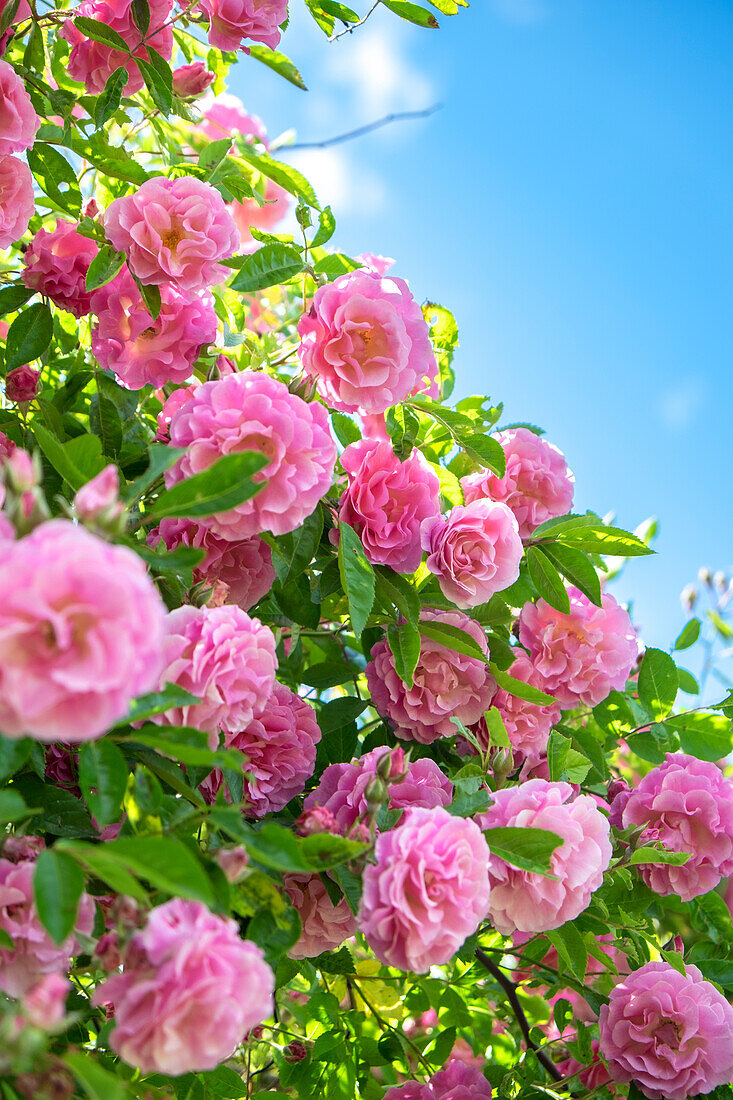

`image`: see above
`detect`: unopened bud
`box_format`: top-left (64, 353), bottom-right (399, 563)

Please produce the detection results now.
top-left (5, 365), bottom-right (40, 404)
top-left (698, 567), bottom-right (713, 586)
top-left (215, 846), bottom-right (250, 883)
top-left (364, 775), bottom-right (388, 814)
top-left (491, 746), bottom-right (514, 787)
top-left (172, 61), bottom-right (215, 99)
top-left (375, 746), bottom-right (407, 783)
top-left (283, 1040), bottom-right (308, 1063)
top-left (74, 465), bottom-right (125, 530)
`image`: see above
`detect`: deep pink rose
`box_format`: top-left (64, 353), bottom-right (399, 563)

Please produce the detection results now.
top-left (422, 499), bottom-right (523, 608)
top-left (462, 428), bottom-right (574, 539)
top-left (201, 681), bottom-right (321, 816)
top-left (166, 371), bottom-right (336, 539)
top-left (60, 0), bottom-right (173, 95)
top-left (297, 269), bottom-right (438, 415)
top-left (152, 518), bottom-right (274, 609)
top-left (104, 176), bottom-right (238, 292)
top-left (383, 1086), bottom-right (432, 1100)
top-left (0, 154), bottom-right (33, 247)
top-left (469, 652), bottom-right (560, 767)
top-left (22, 219), bottom-right (99, 317)
top-left (93, 898), bottom-right (274, 1074)
top-left (431, 1060), bottom-right (493, 1100)
top-left (366, 609), bottom-right (496, 744)
top-left (359, 807), bottom-right (491, 972)
top-left (598, 961), bottom-right (733, 1100)
top-left (304, 746), bottom-right (453, 833)
top-left (196, 93), bottom-right (268, 146)
top-left (154, 384), bottom-right (198, 442)
top-left (0, 851), bottom-right (94, 997)
top-left (519, 586), bottom-right (637, 707)
top-left (200, 0), bottom-right (287, 50)
top-left (336, 439), bottom-right (441, 573)
top-left (231, 179), bottom-right (290, 251)
top-left (0, 60), bottom-right (38, 154)
top-left (476, 779), bottom-right (612, 934)
top-left (0, 520), bottom-right (166, 741)
top-left (622, 752), bottom-right (733, 902)
top-left (172, 62), bottom-right (215, 98)
top-left (283, 873), bottom-right (357, 959)
top-left (4, 365), bottom-right (39, 403)
top-left (0, 0), bottom-right (31, 54)
top-left (44, 744), bottom-right (80, 795)
top-left (74, 465), bottom-right (124, 524)
top-left (91, 270), bottom-right (217, 389)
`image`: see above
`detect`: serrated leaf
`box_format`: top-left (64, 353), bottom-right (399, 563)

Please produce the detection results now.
top-left (381, 0), bottom-right (439, 26)
top-left (65, 1053), bottom-right (128, 1100)
top-left (73, 15), bottom-right (132, 51)
top-left (33, 849), bottom-right (84, 945)
top-left (248, 43), bottom-right (307, 89)
top-left (419, 619), bottom-right (488, 662)
top-left (27, 143), bottom-right (82, 216)
top-left (483, 825), bottom-right (563, 877)
top-left (557, 524), bottom-right (655, 557)
top-left (536, 540), bottom-right (602, 606)
top-left (148, 451), bottom-right (268, 521)
top-left (94, 67), bottom-right (127, 127)
top-left (490, 662), bottom-right (556, 705)
top-left (85, 242), bottom-right (126, 291)
top-left (78, 740), bottom-right (128, 828)
top-left (229, 242), bottom-right (304, 292)
top-left (629, 846), bottom-right (691, 866)
top-left (338, 521), bottom-right (375, 637)
top-left (638, 647), bottom-right (678, 719)
top-left (387, 619), bottom-right (421, 686)
top-left (4, 303), bottom-right (53, 372)
top-left (545, 923), bottom-right (588, 982)
top-left (527, 545), bottom-right (570, 613)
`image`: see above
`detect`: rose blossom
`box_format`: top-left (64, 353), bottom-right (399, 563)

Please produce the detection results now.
top-left (93, 898), bottom-right (274, 1074)
top-left (152, 518), bottom-right (275, 609)
top-left (283, 874), bottom-right (357, 959)
top-left (0, 0), bottom-right (31, 54)
top-left (469, 652), bottom-right (560, 767)
top-left (598, 961), bottom-right (733, 1100)
top-left (231, 178), bottom-right (290, 251)
top-left (421, 499), bottom-right (523, 608)
top-left (359, 807), bottom-right (491, 973)
top-left (556, 1040), bottom-right (613, 1092)
top-left (431, 1060), bottom-right (493, 1099)
top-left (304, 746), bottom-right (453, 833)
top-left (622, 752), bottom-right (733, 902)
top-left (383, 1086), bottom-right (431, 1100)
top-left (0, 60), bottom-right (39, 154)
top-left (476, 779), bottom-right (612, 934)
top-left (462, 428), bottom-right (574, 539)
top-left (4, 365), bottom-right (39, 403)
top-left (200, 0), bottom-right (287, 51)
top-left (165, 371), bottom-right (337, 539)
top-left (0, 520), bottom-right (166, 741)
top-left (154, 384), bottom-right (197, 443)
top-left (336, 439), bottom-right (441, 573)
top-left (172, 62), bottom-right (214, 98)
top-left (22, 219), bottom-right (99, 317)
top-left (357, 253), bottom-right (395, 275)
top-left (201, 682), bottom-right (321, 816)
top-left (196, 93), bottom-right (268, 146)
top-left (23, 973), bottom-right (71, 1029)
top-left (60, 0), bottom-right (173, 96)
top-left (366, 609), bottom-right (496, 744)
top-left (518, 586), bottom-right (638, 707)
top-left (0, 155), bottom-right (34, 248)
top-left (297, 269), bottom-right (438, 415)
top-left (104, 176), bottom-right (239, 292)
top-left (74, 465), bottom-right (124, 525)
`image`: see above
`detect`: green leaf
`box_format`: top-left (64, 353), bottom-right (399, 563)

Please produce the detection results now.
top-left (13, 776), bottom-right (95, 838)
top-left (547, 731), bottom-right (570, 781)
top-left (0, 737), bottom-right (33, 783)
top-left (100, 836), bottom-right (215, 905)
top-left (557, 524), bottom-right (655, 557)
top-left (27, 144), bottom-right (82, 216)
top-left (381, 0), bottom-right (440, 26)
top-left (85, 242), bottom-right (126, 291)
top-left (330, 410), bottom-right (361, 447)
top-left (536, 541), bottom-right (602, 606)
top-left (235, 146), bottom-right (319, 208)
top-left (127, 724), bottom-right (244, 771)
top-left (33, 849), bottom-right (84, 945)
top-left (56, 840), bottom-right (148, 901)
top-left (313, 253), bottom-right (362, 279)
top-left (483, 825), bottom-right (563, 877)
top-left (419, 620), bottom-right (488, 663)
top-left (337, 521), bottom-right (375, 637)
top-left (90, 393), bottom-right (122, 456)
top-left (674, 618), bottom-right (702, 651)
top-left (545, 923), bottom-right (588, 982)
top-left (0, 285), bottom-right (34, 317)
top-left (94, 67), bottom-right (127, 128)
top-left (387, 619), bottom-right (421, 686)
top-left (629, 846), bottom-right (691, 866)
top-left (131, 0), bottom-right (150, 34)
top-left (483, 706), bottom-right (510, 748)
top-left (78, 740), bottom-right (128, 828)
top-left (64, 1053), bottom-right (128, 1100)
top-left (0, 790), bottom-right (29, 824)
top-left (138, 50), bottom-right (173, 114)
top-left (638, 647), bottom-right (678, 719)
top-left (311, 205), bottom-right (336, 248)
top-left (229, 243), bottom-right (304, 292)
top-left (136, 278), bottom-right (161, 320)
top-left (411, 397), bottom-right (506, 475)
top-left (374, 567), bottom-right (421, 625)
top-left (269, 506), bottom-right (324, 584)
top-left (73, 15), bottom-right (132, 51)
top-left (490, 662), bottom-right (556, 705)
top-left (677, 667), bottom-right (699, 695)
top-left (148, 451), bottom-right (268, 522)
top-left (119, 683), bottom-right (200, 725)
top-left (4, 303), bottom-right (53, 372)
top-left (666, 711), bottom-right (732, 762)
top-left (248, 43), bottom-right (308, 89)
top-left (708, 610), bottom-right (733, 640)
top-left (33, 424), bottom-right (104, 491)
top-left (527, 545), bottom-right (570, 613)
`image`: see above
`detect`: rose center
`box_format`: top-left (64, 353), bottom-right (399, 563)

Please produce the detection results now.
top-left (656, 1017), bottom-right (682, 1047)
top-left (161, 227), bottom-right (183, 251)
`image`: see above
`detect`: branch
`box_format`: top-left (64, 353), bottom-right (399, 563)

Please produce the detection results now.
top-left (329, 0), bottom-right (380, 42)
top-left (287, 104), bottom-right (442, 150)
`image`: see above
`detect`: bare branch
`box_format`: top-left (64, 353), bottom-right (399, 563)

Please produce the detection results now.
top-left (287, 104), bottom-right (442, 150)
top-left (329, 0), bottom-right (380, 42)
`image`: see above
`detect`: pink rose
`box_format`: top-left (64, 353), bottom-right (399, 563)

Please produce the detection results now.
top-left (0, 431), bottom-right (15, 459)
top-left (476, 779), bottom-right (612, 934)
top-left (0, 154), bottom-right (34, 248)
top-left (44, 744), bottom-right (80, 795)
top-left (151, 604), bottom-right (277, 738)
top-left (74, 465), bottom-right (124, 524)
top-left (0, 0), bottom-right (31, 54)
top-left (60, 0), bottom-right (173, 96)
top-left (336, 439), bottom-right (441, 573)
top-left (195, 93), bottom-right (268, 146)
top-left (365, 609), bottom-right (496, 744)
top-left (519, 586), bottom-right (637, 707)
top-left (0, 520), bottom-right (166, 741)
top-left (304, 746), bottom-right (453, 833)
top-left (383, 1086), bottom-right (432, 1100)
top-left (0, 60), bottom-right (39, 154)
top-left (22, 219), bottom-right (99, 317)
top-left (104, 176), bottom-right (238, 293)
top-left (200, 0), bottom-right (287, 50)
top-left (231, 179), bottom-right (290, 251)
top-left (22, 973), bottom-right (71, 1029)
top-left (93, 898), bottom-right (274, 1074)
top-left (91, 270), bottom-right (217, 389)
top-left (201, 681), bottom-right (321, 816)
top-left (172, 62), bottom-right (215, 98)
top-left (359, 807), bottom-right (491, 972)
top-left (357, 253), bottom-right (395, 275)
top-left (421, 499), bottom-right (523, 608)
top-left (598, 961), bottom-right (733, 1100)
top-left (462, 428), bottom-right (574, 539)
top-left (469, 652), bottom-right (560, 767)
top-left (4, 365), bottom-right (39, 403)
top-left (297, 269), bottom-right (438, 415)
top-left (622, 752), bottom-right (733, 902)
top-left (165, 371), bottom-right (336, 539)
top-left (154, 383), bottom-right (198, 442)
top-left (431, 1060), bottom-right (493, 1099)
top-left (152, 519), bottom-right (275, 609)
top-left (283, 873), bottom-right (357, 959)
top-left (556, 1040), bottom-right (613, 1091)
top-left (214, 846), bottom-right (249, 883)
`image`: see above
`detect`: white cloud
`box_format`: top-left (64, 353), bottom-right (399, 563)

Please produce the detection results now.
top-left (658, 379), bottom-right (706, 430)
top-left (286, 148), bottom-right (387, 217)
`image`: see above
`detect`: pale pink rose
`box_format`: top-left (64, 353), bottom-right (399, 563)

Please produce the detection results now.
top-left (104, 176), bottom-right (238, 293)
top-left (360, 412), bottom-right (390, 440)
top-left (231, 179), bottom-right (290, 251)
top-left (359, 807), bottom-right (491, 973)
top-left (304, 746), bottom-right (453, 833)
top-left (518, 586), bottom-right (637, 707)
top-left (476, 779), bottom-right (612, 934)
top-left (172, 62), bottom-right (214, 98)
top-left (22, 219), bottom-right (99, 317)
top-left (201, 682), bottom-right (321, 816)
top-left (356, 253), bottom-right (395, 275)
top-left (448, 1040), bottom-right (487, 1072)
top-left (150, 604), bottom-right (276, 738)
top-left (422, 499), bottom-right (523, 608)
top-left (556, 1040), bottom-right (613, 1092)
top-left (0, 155), bottom-right (33, 247)
top-left (93, 898), bottom-right (273, 1075)
top-left (154, 384), bottom-right (198, 443)
top-left (215, 846), bottom-right (249, 883)
top-left (365, 609), bottom-right (496, 744)
top-left (598, 961), bottom-right (733, 1100)
top-left (297, 270), bottom-right (438, 415)
top-left (60, 0), bottom-right (173, 96)
top-left (0, 853), bottom-right (94, 997)
top-left (283, 873), bottom-right (357, 959)
top-left (622, 752), bottom-right (733, 902)
top-left (196, 93), bottom-right (268, 146)
top-left (0, 520), bottom-right (166, 741)
top-left (91, 270), bottom-right (217, 389)
top-left (200, 0), bottom-right (287, 50)
top-left (0, 0), bottom-right (31, 54)
top-left (4, 365), bottom-right (39, 403)
top-left (152, 519), bottom-right (274, 609)
top-left (336, 439), bottom-right (441, 573)
top-left (166, 371), bottom-right (337, 539)
top-left (462, 428), bottom-right (574, 539)
top-left (431, 1060), bottom-right (492, 1099)
top-left (23, 973), bottom-right (71, 1029)
top-left (0, 61), bottom-right (38, 154)
top-left (74, 465), bottom-right (123, 524)
top-left (469, 652), bottom-right (560, 767)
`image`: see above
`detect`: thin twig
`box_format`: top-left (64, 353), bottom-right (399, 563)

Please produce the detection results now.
top-left (287, 104), bottom-right (442, 150)
top-left (329, 0), bottom-right (380, 42)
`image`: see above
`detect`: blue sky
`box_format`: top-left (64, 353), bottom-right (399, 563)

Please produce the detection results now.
top-left (230, 0), bottom-right (733, 653)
